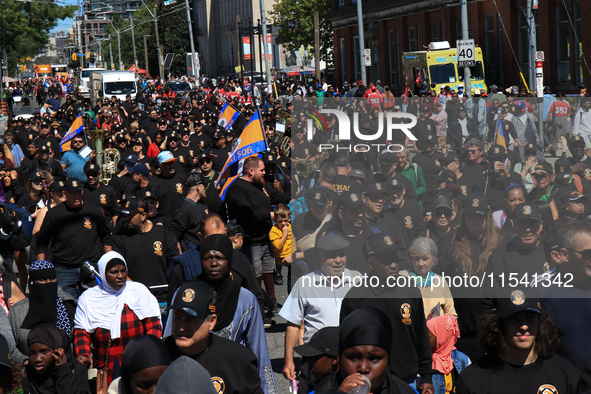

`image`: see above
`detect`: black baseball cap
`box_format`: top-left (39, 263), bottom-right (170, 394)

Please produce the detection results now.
top-left (362, 233), bottom-right (397, 258)
top-left (128, 163), bottom-right (150, 177)
top-left (487, 144), bottom-right (507, 160)
top-left (120, 198), bottom-right (146, 215)
top-left (85, 163), bottom-right (100, 176)
top-left (440, 152), bottom-right (459, 166)
top-left (305, 188), bottom-right (330, 206)
top-left (533, 161), bottom-right (553, 175)
top-left (363, 180), bottom-right (386, 196)
top-left (124, 154), bottom-right (140, 166)
top-left (554, 159), bottom-right (572, 179)
top-left (293, 327), bottom-right (339, 358)
top-left (339, 191), bottom-right (364, 210)
top-left (64, 177), bottom-right (83, 193)
top-left (512, 202), bottom-right (542, 222)
top-left (49, 180), bottom-right (66, 193)
top-left (384, 174), bottom-right (405, 191)
top-left (494, 287), bottom-right (542, 319)
top-left (436, 169), bottom-right (456, 183)
top-left (463, 192), bottom-right (489, 215)
top-left (433, 196), bottom-right (453, 211)
top-left (28, 170), bottom-right (43, 182)
top-left (170, 282), bottom-right (217, 318)
top-left (569, 135), bottom-right (586, 147)
top-left (524, 143), bottom-right (537, 154)
top-left (185, 173), bottom-right (209, 187)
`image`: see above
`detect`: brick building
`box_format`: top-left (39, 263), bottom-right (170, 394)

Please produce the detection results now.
top-left (327, 0), bottom-right (589, 94)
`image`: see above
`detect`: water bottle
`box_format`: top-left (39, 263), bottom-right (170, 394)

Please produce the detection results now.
top-left (350, 375), bottom-right (371, 394)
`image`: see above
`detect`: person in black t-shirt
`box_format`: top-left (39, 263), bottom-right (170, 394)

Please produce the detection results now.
top-left (36, 177), bottom-right (114, 299)
top-left (169, 174), bottom-right (208, 248)
top-left (458, 288), bottom-right (580, 394)
top-left (151, 151), bottom-right (185, 218)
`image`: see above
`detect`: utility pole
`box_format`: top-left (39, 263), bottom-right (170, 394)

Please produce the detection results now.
top-left (527, 0), bottom-right (537, 92)
top-left (257, 20), bottom-right (263, 80)
top-left (314, 11), bottom-right (320, 81)
top-left (117, 28), bottom-right (122, 70)
top-left (236, 16), bottom-right (243, 80)
top-left (249, 19), bottom-right (255, 78)
top-left (185, 0), bottom-right (198, 79)
top-left (258, 0), bottom-right (272, 87)
top-left (461, 0), bottom-right (471, 97)
top-left (109, 38), bottom-right (114, 70)
top-left (144, 35), bottom-right (151, 77)
top-left (356, 0), bottom-right (366, 85)
top-left (154, 6), bottom-right (164, 80)
top-left (131, 16), bottom-right (138, 73)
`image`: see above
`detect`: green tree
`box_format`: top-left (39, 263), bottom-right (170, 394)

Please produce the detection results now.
top-left (0, 0), bottom-right (76, 74)
top-left (270, 0), bottom-right (333, 64)
top-left (101, 1), bottom-right (191, 77)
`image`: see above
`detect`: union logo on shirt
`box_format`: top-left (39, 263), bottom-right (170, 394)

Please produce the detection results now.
top-left (537, 384), bottom-right (558, 394)
top-left (179, 156), bottom-right (185, 163)
top-left (211, 377), bottom-right (225, 394)
top-left (83, 216), bottom-right (92, 229)
top-left (400, 303), bottom-right (412, 325)
top-left (153, 241), bottom-right (163, 256)
top-left (99, 194), bottom-right (107, 205)
top-left (175, 183), bottom-right (183, 194)
top-left (404, 216), bottom-right (413, 229)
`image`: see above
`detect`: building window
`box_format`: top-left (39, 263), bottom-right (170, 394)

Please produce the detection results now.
top-left (431, 23), bottom-right (441, 42)
top-left (557, 4), bottom-right (570, 84)
top-left (408, 27), bottom-right (416, 51)
top-left (340, 37), bottom-right (346, 83)
top-left (388, 30), bottom-right (398, 87)
top-left (574, 0), bottom-right (582, 83)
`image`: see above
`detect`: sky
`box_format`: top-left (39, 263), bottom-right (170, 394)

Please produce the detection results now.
top-left (51, 0), bottom-right (79, 35)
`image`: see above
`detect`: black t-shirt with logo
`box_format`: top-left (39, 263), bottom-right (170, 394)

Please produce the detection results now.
top-left (150, 174), bottom-right (185, 217)
top-left (83, 183), bottom-right (119, 219)
top-left (383, 200), bottom-right (426, 251)
top-left (113, 224), bottom-right (179, 303)
top-left (36, 201), bottom-right (113, 267)
top-left (458, 353), bottom-right (579, 394)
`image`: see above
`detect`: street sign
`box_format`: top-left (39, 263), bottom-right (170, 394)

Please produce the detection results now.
top-left (456, 39), bottom-right (475, 68)
top-left (535, 51), bottom-right (544, 62)
top-left (163, 0), bottom-right (176, 5)
top-left (364, 48), bottom-right (371, 56)
top-left (364, 48), bottom-right (371, 66)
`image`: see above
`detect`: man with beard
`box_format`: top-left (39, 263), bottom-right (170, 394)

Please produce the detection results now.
top-left (226, 156), bottom-right (290, 309)
top-left (140, 108), bottom-right (160, 140)
top-left (114, 197), bottom-right (179, 309)
top-left (60, 134), bottom-right (91, 182)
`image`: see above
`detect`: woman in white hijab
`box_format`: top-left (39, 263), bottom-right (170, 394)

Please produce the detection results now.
top-left (73, 251), bottom-right (161, 385)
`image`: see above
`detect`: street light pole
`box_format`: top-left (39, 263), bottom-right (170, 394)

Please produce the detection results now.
top-left (154, 6), bottom-right (164, 80)
top-left (356, 0), bottom-right (366, 86)
top-left (185, 0), bottom-right (197, 79)
top-left (258, 0), bottom-right (272, 87)
top-left (131, 16), bottom-right (138, 72)
top-left (109, 37), bottom-right (114, 70)
top-left (117, 28), bottom-right (122, 70)
top-left (461, 0), bottom-right (471, 96)
top-left (144, 35), bottom-right (151, 77)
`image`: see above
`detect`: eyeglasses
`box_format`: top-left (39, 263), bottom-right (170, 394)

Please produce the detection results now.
top-left (467, 149), bottom-right (478, 154)
top-left (565, 247), bottom-right (591, 259)
top-left (73, 140), bottom-right (84, 144)
top-left (433, 208), bottom-right (453, 218)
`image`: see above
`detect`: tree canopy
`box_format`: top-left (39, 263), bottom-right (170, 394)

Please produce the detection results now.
top-left (269, 0), bottom-right (333, 63)
top-left (1, 0), bottom-right (76, 74)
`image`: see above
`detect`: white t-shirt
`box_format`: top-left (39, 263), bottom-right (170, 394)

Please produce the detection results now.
top-left (279, 268), bottom-right (360, 343)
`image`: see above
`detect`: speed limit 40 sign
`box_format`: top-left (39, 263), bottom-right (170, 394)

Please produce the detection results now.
top-left (456, 39), bottom-right (476, 68)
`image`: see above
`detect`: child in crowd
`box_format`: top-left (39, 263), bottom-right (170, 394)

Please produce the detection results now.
top-left (227, 222), bottom-right (245, 251)
top-left (269, 203), bottom-right (294, 269)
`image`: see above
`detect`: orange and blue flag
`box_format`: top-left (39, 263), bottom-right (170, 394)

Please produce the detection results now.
top-left (494, 115), bottom-right (506, 149)
top-left (218, 102), bottom-right (240, 131)
top-left (60, 114), bottom-right (84, 152)
top-left (219, 174), bottom-right (240, 200)
top-left (216, 111), bottom-right (268, 187)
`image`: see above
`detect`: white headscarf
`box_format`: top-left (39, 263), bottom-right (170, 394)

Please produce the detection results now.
top-left (74, 251), bottom-right (161, 339)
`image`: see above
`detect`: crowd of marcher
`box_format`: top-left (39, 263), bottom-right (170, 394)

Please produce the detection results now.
top-left (0, 73), bottom-right (591, 394)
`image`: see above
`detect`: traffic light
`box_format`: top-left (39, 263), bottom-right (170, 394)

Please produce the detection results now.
top-left (72, 53), bottom-right (77, 61)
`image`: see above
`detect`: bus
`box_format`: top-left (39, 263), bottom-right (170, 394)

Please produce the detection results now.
top-left (34, 64), bottom-right (51, 78)
top-left (51, 64), bottom-right (69, 79)
top-left (402, 41), bottom-right (487, 95)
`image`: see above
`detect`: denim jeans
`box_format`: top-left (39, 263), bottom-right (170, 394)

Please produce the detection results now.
top-left (54, 266), bottom-right (82, 299)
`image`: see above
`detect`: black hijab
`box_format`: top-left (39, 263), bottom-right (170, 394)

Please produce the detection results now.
top-left (122, 335), bottom-right (170, 394)
top-left (25, 324), bottom-right (76, 394)
top-left (198, 234), bottom-right (239, 331)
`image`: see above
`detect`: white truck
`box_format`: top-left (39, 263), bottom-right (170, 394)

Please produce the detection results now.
top-left (79, 67), bottom-right (106, 98)
top-left (90, 71), bottom-right (137, 104)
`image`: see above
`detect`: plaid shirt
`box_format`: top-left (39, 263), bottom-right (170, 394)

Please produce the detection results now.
top-left (74, 305), bottom-right (161, 383)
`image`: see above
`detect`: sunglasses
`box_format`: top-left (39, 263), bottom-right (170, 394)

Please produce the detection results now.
top-left (565, 247), bottom-right (591, 259)
top-left (569, 198), bottom-right (586, 204)
top-left (467, 149), bottom-right (478, 154)
top-left (433, 208), bottom-right (453, 218)
top-left (73, 140), bottom-right (84, 144)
